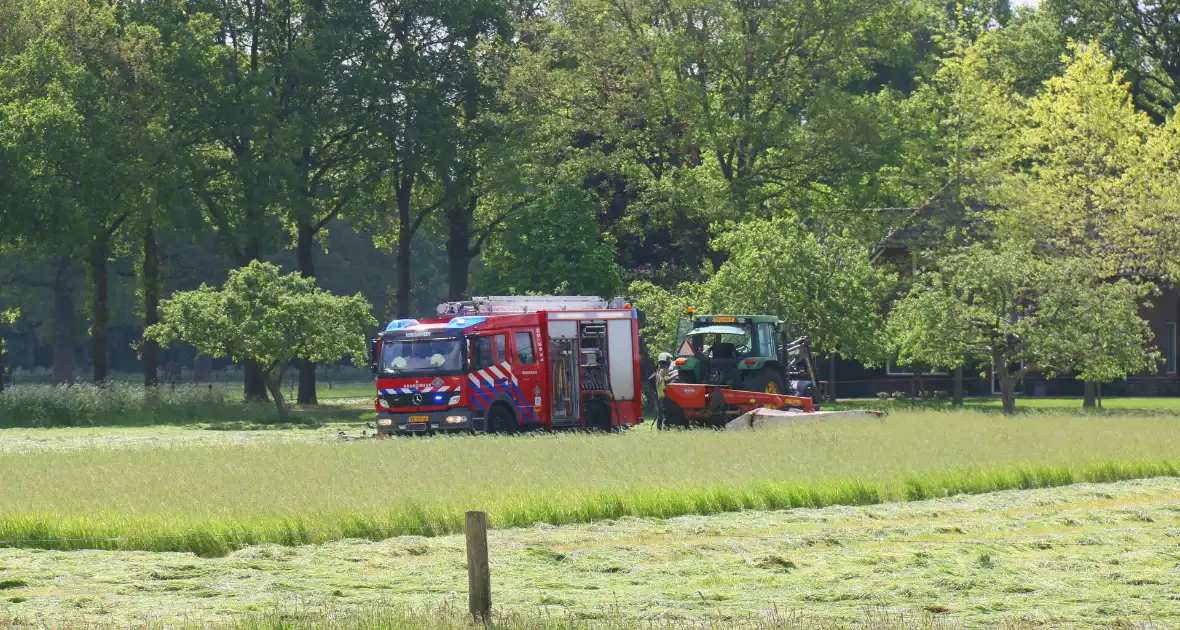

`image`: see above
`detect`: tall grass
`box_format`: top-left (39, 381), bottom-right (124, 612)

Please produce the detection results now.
top-left (0, 383), bottom-right (293, 427)
top-left (2, 411), bottom-right (1180, 556)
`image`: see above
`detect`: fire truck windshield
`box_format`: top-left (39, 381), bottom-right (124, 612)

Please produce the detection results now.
top-left (380, 338), bottom-right (464, 375)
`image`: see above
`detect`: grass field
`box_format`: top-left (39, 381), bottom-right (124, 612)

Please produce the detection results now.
top-left (3, 411), bottom-right (1180, 556)
top-left (832, 396), bottom-right (1180, 413)
top-left (3, 477), bottom-right (1178, 628)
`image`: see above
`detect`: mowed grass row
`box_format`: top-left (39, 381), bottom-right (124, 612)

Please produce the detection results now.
top-left (2, 411), bottom-right (1180, 556)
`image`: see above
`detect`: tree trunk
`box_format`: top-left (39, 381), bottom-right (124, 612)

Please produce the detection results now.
top-left (296, 221), bottom-right (318, 405)
top-left (244, 360), bottom-right (269, 402)
top-left (266, 369), bottom-right (290, 423)
top-left (446, 203), bottom-right (473, 301)
top-left (1083, 381), bottom-right (1096, 408)
top-left (89, 239), bottom-right (110, 384)
top-left (999, 373), bottom-right (1017, 415)
top-left (239, 235), bottom-right (269, 402)
top-left (396, 205), bottom-right (413, 319)
top-left (52, 257), bottom-right (75, 386)
top-left (142, 224), bottom-right (160, 388)
top-left (952, 364), bottom-right (964, 407)
top-left (827, 353), bottom-right (836, 402)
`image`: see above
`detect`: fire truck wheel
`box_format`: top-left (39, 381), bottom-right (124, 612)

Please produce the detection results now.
top-left (488, 404), bottom-right (519, 435)
top-left (586, 399), bottom-right (613, 432)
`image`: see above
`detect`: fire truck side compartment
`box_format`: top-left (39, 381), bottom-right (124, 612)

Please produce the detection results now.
top-left (606, 319), bottom-right (636, 401)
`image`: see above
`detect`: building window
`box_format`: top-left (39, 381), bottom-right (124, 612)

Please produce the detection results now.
top-left (1166, 322), bottom-right (1177, 374)
top-left (886, 359), bottom-right (948, 376)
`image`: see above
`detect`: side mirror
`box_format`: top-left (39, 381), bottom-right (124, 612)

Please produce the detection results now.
top-left (788, 322), bottom-right (800, 338)
top-left (369, 338), bottom-right (379, 374)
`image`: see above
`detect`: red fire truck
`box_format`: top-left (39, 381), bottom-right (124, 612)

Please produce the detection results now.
top-left (368, 296), bottom-right (644, 436)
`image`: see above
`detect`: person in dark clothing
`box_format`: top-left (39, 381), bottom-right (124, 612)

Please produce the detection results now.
top-left (649, 352), bottom-right (674, 429)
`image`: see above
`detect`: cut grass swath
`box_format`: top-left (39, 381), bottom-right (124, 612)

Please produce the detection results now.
top-left (3, 411), bottom-right (1180, 555)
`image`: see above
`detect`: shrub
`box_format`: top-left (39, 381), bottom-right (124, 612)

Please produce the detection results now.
top-left (891, 391), bottom-right (908, 401)
top-left (933, 390), bottom-right (950, 401)
top-left (876, 392), bottom-right (891, 400)
top-left (0, 383), bottom-right (285, 428)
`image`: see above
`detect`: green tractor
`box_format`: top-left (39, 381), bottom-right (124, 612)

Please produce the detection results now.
top-left (670, 312), bottom-right (822, 401)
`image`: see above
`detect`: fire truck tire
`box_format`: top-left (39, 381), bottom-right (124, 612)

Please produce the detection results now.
top-left (743, 368), bottom-right (786, 395)
top-left (586, 399), bottom-right (613, 432)
top-left (488, 403), bottom-right (519, 435)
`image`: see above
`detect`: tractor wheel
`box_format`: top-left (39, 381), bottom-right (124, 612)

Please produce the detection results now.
top-left (488, 404), bottom-right (518, 435)
top-left (586, 399), bottom-right (614, 432)
top-left (662, 398), bottom-right (687, 429)
top-left (743, 369), bottom-right (786, 395)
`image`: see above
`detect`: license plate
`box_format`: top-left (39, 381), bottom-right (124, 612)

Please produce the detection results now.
top-left (409, 415), bottom-right (429, 423)
top-left (713, 316), bottom-right (735, 323)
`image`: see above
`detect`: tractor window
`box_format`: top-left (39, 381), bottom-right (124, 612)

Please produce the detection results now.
top-left (756, 323), bottom-right (777, 358)
top-left (515, 332), bottom-right (536, 364)
top-left (694, 333), bottom-right (750, 358)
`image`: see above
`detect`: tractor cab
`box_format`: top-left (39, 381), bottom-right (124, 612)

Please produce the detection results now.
top-left (671, 313), bottom-right (820, 400)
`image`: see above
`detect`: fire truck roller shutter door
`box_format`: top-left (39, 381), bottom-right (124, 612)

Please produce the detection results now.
top-left (548, 320), bottom-right (577, 339)
top-left (607, 319), bottom-right (636, 401)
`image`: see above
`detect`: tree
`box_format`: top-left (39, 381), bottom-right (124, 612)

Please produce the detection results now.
top-left (143, 261), bottom-right (376, 421)
top-left (361, 0), bottom-right (513, 318)
top-left (511, 0), bottom-right (916, 275)
top-left (1131, 111), bottom-right (1180, 285)
top-left (704, 217), bottom-right (892, 367)
top-left (629, 278), bottom-right (712, 359)
top-left (888, 242), bottom-right (1158, 414)
top-left (0, 0), bottom-right (165, 384)
top-left (988, 43), bottom-right (1157, 275)
top-left (0, 308), bottom-right (17, 393)
top-left (272, 0), bottom-right (375, 405)
top-left (1046, 0), bottom-right (1180, 122)
top-left (477, 183), bottom-right (623, 298)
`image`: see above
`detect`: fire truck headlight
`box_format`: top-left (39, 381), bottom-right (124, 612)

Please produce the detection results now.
top-left (376, 397), bottom-right (389, 409)
top-left (445, 415), bottom-right (467, 424)
top-left (448, 395), bottom-right (461, 406)
top-left (376, 418), bottom-right (393, 427)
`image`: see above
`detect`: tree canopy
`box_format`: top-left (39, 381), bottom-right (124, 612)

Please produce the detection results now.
top-left (143, 261), bottom-right (376, 420)
top-left (888, 242), bottom-right (1159, 414)
top-left (1, 0), bottom-right (1176, 411)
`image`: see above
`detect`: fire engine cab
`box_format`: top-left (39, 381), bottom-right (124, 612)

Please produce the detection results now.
top-left (369, 296), bottom-right (643, 436)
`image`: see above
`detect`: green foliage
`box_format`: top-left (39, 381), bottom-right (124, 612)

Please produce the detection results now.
top-left (478, 184), bottom-right (622, 297)
top-left (705, 218), bottom-right (892, 364)
top-left (0, 308), bottom-right (15, 356)
top-left (888, 241), bottom-right (1159, 413)
top-left (988, 43), bottom-right (1158, 275)
top-left (1046, 0), bottom-right (1180, 121)
top-left (143, 261), bottom-right (376, 419)
top-left (628, 278), bottom-right (711, 358)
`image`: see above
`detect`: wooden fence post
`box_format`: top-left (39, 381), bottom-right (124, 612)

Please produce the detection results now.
top-left (465, 510), bottom-right (491, 623)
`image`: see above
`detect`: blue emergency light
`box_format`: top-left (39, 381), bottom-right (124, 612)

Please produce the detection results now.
top-left (446, 316), bottom-right (487, 329)
top-left (384, 319), bottom-right (420, 332)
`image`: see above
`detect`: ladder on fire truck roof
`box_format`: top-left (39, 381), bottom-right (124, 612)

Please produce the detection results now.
top-left (436, 295), bottom-right (628, 315)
